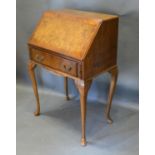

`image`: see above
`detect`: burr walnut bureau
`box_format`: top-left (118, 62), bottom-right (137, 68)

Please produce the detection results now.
top-left (28, 9), bottom-right (119, 146)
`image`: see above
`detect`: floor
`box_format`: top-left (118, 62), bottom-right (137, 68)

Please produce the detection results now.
top-left (16, 84), bottom-right (139, 155)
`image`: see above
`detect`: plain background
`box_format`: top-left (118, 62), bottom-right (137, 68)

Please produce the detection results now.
top-left (16, 0), bottom-right (139, 108)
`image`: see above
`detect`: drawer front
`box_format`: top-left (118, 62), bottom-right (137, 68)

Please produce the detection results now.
top-left (30, 48), bottom-right (78, 76)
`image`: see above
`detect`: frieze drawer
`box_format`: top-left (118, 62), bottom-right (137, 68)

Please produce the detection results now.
top-left (30, 48), bottom-right (78, 77)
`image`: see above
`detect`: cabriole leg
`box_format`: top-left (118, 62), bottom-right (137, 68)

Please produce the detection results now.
top-left (28, 61), bottom-right (40, 116)
top-left (75, 79), bottom-right (92, 146)
top-left (105, 66), bottom-right (118, 124)
top-left (64, 77), bottom-right (70, 100)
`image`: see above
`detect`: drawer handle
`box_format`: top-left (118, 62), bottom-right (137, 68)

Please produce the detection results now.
top-left (63, 64), bottom-right (72, 72)
top-left (35, 55), bottom-right (44, 62)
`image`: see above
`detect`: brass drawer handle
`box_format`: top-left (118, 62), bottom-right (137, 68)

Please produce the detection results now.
top-left (63, 64), bottom-right (72, 72)
top-left (35, 54), bottom-right (44, 62)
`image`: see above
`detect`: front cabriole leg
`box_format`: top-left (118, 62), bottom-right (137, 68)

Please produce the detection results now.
top-left (74, 79), bottom-right (92, 146)
top-left (28, 60), bottom-right (40, 116)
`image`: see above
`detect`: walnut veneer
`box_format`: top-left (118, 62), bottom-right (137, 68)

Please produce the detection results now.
top-left (28, 9), bottom-right (119, 146)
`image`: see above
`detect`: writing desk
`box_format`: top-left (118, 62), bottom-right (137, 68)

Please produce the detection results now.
top-left (28, 9), bottom-right (118, 146)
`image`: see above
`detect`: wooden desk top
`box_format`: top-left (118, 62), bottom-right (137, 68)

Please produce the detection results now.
top-left (28, 9), bottom-right (118, 80)
top-left (29, 9), bottom-right (118, 60)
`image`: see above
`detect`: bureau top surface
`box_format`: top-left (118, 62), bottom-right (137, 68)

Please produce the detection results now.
top-left (28, 9), bottom-right (118, 60)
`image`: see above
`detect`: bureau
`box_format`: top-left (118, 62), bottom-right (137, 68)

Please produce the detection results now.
top-left (28, 9), bottom-right (119, 146)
